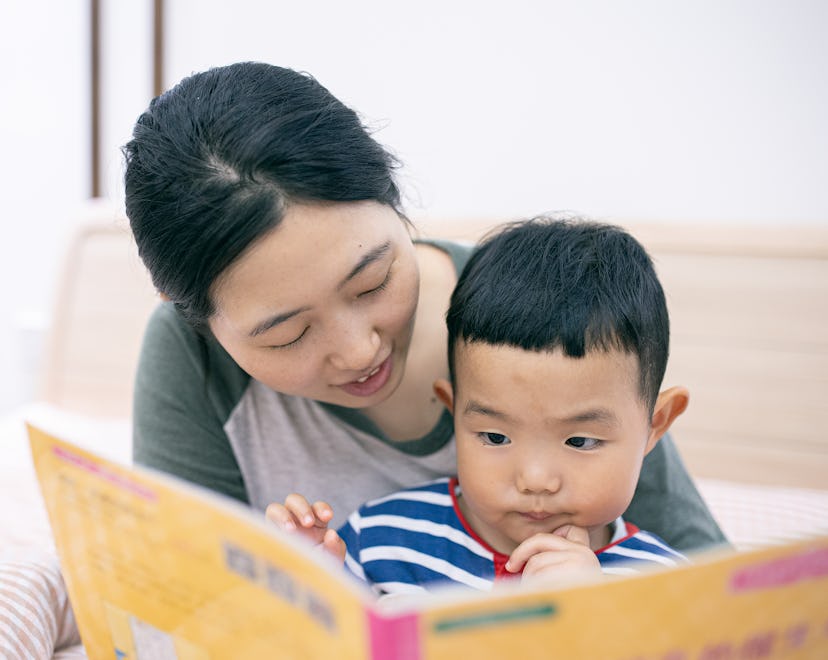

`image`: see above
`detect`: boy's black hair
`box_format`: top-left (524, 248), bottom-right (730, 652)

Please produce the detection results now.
top-left (446, 216), bottom-right (669, 412)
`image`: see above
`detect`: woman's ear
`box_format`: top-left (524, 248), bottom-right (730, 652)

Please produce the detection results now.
top-left (646, 386), bottom-right (690, 454)
top-left (158, 292), bottom-right (171, 302)
top-left (433, 379), bottom-right (455, 413)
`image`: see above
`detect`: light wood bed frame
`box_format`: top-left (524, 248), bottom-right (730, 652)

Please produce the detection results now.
top-left (419, 218), bottom-right (828, 489)
top-left (38, 213), bottom-right (828, 489)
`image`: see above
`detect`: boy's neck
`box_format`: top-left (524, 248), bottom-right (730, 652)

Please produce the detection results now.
top-left (588, 522), bottom-right (614, 551)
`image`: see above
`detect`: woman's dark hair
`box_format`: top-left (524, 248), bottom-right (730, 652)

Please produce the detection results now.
top-left (123, 61), bottom-right (403, 329)
top-left (446, 216), bottom-right (670, 413)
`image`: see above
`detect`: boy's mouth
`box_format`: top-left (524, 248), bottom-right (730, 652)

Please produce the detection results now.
top-left (520, 511), bottom-right (554, 522)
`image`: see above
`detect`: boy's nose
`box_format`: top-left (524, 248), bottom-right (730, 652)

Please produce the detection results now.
top-left (516, 460), bottom-right (561, 495)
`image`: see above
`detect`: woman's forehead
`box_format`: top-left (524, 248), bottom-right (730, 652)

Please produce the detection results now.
top-left (210, 201), bottom-right (405, 323)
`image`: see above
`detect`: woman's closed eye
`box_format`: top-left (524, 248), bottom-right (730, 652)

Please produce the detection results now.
top-left (478, 432), bottom-right (510, 446)
top-left (566, 436), bottom-right (602, 450)
top-left (358, 269), bottom-right (392, 298)
top-left (268, 326), bottom-right (309, 350)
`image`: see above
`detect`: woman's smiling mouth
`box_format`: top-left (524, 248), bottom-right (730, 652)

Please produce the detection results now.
top-left (339, 354), bottom-right (393, 397)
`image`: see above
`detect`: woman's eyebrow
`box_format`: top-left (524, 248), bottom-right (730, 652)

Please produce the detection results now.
top-left (337, 241), bottom-right (391, 290)
top-left (248, 306), bottom-right (310, 338)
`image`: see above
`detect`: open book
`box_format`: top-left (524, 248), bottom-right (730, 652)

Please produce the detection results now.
top-left (28, 424), bottom-right (828, 659)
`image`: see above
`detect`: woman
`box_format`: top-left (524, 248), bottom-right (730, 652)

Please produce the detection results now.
top-left (125, 61), bottom-right (725, 551)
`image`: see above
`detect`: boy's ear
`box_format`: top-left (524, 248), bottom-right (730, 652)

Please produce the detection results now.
top-left (646, 386), bottom-right (690, 454)
top-left (433, 378), bottom-right (455, 413)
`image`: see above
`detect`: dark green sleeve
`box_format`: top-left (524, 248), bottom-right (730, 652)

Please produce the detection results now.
top-left (626, 433), bottom-right (729, 552)
top-left (416, 237), bottom-right (475, 275)
top-left (132, 302), bottom-right (251, 503)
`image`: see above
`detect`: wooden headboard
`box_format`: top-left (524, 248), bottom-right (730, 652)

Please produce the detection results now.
top-left (38, 219), bottom-right (159, 419)
top-left (417, 219), bottom-right (828, 489)
top-left (38, 213), bottom-right (828, 489)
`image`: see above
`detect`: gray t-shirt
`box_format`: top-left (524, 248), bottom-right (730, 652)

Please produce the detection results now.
top-left (132, 239), bottom-right (727, 551)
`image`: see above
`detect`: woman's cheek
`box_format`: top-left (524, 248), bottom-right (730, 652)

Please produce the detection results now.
top-left (271, 355), bottom-right (320, 392)
top-left (236, 347), bottom-right (307, 392)
top-left (392, 264), bottom-right (420, 321)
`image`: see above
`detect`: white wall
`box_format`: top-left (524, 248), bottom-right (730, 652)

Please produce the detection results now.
top-left (159, 0), bottom-right (828, 226)
top-left (3, 0), bottom-right (827, 412)
top-left (1, 0), bottom-right (89, 411)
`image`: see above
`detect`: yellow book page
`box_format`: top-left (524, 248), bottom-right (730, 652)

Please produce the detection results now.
top-left (28, 424), bottom-right (372, 660)
top-left (410, 535), bottom-right (828, 659)
top-left (29, 423), bottom-right (828, 659)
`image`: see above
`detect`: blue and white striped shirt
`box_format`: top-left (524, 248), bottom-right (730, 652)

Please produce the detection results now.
top-left (338, 477), bottom-right (687, 595)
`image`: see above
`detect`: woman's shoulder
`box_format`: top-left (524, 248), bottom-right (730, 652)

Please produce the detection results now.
top-left (414, 237), bottom-right (475, 277)
top-left (140, 301), bottom-right (250, 406)
top-left (143, 302), bottom-right (205, 362)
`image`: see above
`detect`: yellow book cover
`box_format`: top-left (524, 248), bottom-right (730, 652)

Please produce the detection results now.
top-left (28, 424), bottom-right (828, 659)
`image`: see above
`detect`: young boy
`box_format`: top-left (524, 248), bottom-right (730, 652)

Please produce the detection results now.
top-left (271, 217), bottom-right (690, 595)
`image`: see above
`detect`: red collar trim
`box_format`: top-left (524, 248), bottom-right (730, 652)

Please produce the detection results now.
top-left (595, 520), bottom-right (640, 554)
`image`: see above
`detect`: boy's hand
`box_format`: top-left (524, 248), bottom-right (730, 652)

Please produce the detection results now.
top-left (505, 524), bottom-right (601, 584)
top-left (266, 494), bottom-right (346, 563)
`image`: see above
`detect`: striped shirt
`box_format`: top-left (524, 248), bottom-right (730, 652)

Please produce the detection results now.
top-left (338, 477), bottom-right (687, 595)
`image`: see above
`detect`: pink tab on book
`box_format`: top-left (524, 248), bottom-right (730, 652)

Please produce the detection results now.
top-left (367, 610), bottom-right (420, 660)
top-left (729, 547), bottom-right (828, 593)
top-left (52, 446), bottom-right (157, 501)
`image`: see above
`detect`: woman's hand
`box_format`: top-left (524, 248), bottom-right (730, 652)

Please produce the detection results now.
top-left (505, 524), bottom-right (601, 584)
top-left (266, 494), bottom-right (346, 563)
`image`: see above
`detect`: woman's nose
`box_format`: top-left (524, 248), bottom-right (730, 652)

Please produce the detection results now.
top-left (328, 317), bottom-right (382, 372)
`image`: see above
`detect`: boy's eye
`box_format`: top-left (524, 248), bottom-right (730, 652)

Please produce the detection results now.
top-left (479, 432), bottom-right (510, 446)
top-left (566, 436), bottom-right (601, 450)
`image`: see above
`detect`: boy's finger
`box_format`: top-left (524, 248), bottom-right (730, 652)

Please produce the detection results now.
top-left (311, 501), bottom-right (335, 525)
top-left (505, 536), bottom-right (553, 572)
top-left (551, 524), bottom-right (590, 547)
top-left (264, 503), bottom-right (298, 531)
top-left (284, 493), bottom-right (316, 527)
top-left (505, 532), bottom-right (583, 572)
top-left (322, 528), bottom-right (347, 563)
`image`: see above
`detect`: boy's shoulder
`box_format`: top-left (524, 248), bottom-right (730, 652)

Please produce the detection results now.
top-left (599, 520), bottom-right (687, 569)
top-left (357, 477), bottom-right (455, 515)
